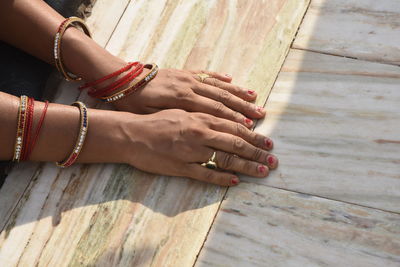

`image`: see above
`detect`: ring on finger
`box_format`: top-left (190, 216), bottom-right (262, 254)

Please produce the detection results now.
top-left (196, 73), bottom-right (211, 83)
top-left (201, 151), bottom-right (218, 169)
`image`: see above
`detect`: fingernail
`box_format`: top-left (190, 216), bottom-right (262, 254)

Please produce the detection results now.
top-left (225, 73), bottom-right (232, 78)
top-left (267, 155), bottom-right (277, 166)
top-left (231, 177), bottom-right (240, 185)
top-left (264, 138), bottom-right (273, 149)
top-left (247, 90), bottom-right (255, 95)
top-left (244, 118), bottom-right (253, 126)
top-left (258, 165), bottom-right (267, 173)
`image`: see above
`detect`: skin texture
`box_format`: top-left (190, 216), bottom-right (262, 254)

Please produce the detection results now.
top-left (0, 0), bottom-right (279, 186)
top-left (120, 109), bottom-right (277, 186)
top-left (113, 68), bottom-right (266, 127)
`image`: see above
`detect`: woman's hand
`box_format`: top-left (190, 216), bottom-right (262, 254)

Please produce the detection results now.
top-left (119, 109), bottom-right (278, 186)
top-left (112, 68), bottom-right (266, 128)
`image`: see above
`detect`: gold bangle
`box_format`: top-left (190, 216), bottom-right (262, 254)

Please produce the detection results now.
top-left (54, 17), bottom-right (92, 81)
top-left (13, 96), bottom-right (28, 162)
top-left (56, 102), bottom-right (88, 168)
top-left (100, 63), bottom-right (159, 103)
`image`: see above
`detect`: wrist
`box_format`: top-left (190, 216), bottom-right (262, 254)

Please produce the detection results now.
top-left (61, 27), bottom-right (127, 82)
top-left (77, 109), bottom-right (132, 164)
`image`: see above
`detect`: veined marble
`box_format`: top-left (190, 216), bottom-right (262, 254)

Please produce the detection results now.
top-left (0, 0), bottom-right (310, 266)
top-left (293, 0), bottom-right (400, 65)
top-left (196, 183), bottom-right (400, 267)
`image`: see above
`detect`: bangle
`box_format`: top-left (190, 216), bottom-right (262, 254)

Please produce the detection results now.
top-left (79, 62), bottom-right (139, 90)
top-left (101, 63), bottom-right (158, 103)
top-left (13, 96), bottom-right (28, 162)
top-left (54, 17), bottom-right (92, 81)
top-left (88, 63), bottom-right (144, 98)
top-left (56, 102), bottom-right (88, 168)
top-left (20, 97), bottom-right (35, 161)
top-left (25, 101), bottom-right (49, 161)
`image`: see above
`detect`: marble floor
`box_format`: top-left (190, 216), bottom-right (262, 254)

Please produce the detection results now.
top-left (0, 0), bottom-right (399, 266)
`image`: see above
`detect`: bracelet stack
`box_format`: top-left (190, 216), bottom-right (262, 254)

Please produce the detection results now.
top-left (100, 63), bottom-right (159, 103)
top-left (56, 102), bottom-right (88, 168)
top-left (13, 97), bottom-right (88, 168)
top-left (86, 62), bottom-right (145, 98)
top-left (81, 63), bottom-right (158, 103)
top-left (54, 17), bottom-right (91, 81)
top-left (13, 96), bottom-right (49, 162)
top-left (53, 17), bottom-right (158, 103)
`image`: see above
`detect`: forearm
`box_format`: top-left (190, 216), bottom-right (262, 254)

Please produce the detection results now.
top-left (0, 92), bottom-right (128, 164)
top-left (0, 0), bottom-right (126, 82)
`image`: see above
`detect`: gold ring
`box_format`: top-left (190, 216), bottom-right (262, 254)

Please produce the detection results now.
top-left (196, 73), bottom-right (211, 83)
top-left (201, 151), bottom-right (218, 169)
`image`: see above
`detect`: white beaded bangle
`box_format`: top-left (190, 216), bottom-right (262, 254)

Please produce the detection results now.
top-left (56, 101), bottom-right (88, 167)
top-left (13, 95), bottom-right (28, 162)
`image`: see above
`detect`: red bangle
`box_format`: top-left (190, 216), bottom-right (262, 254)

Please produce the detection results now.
top-left (79, 62), bottom-right (139, 90)
top-left (21, 97), bottom-right (35, 161)
top-left (24, 101), bottom-right (49, 161)
top-left (88, 63), bottom-right (144, 98)
top-left (88, 63), bottom-right (143, 97)
top-left (100, 63), bottom-right (158, 103)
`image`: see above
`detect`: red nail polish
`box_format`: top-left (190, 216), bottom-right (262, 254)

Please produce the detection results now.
top-left (258, 165), bottom-right (267, 173)
top-left (245, 118), bottom-right (253, 125)
top-left (231, 177), bottom-right (239, 185)
top-left (267, 155), bottom-right (275, 165)
top-left (248, 90), bottom-right (255, 95)
top-left (265, 138), bottom-right (273, 149)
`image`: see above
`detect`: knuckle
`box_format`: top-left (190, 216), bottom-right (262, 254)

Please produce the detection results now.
top-left (243, 160), bottom-right (253, 173)
top-left (227, 85), bottom-right (243, 95)
top-left (176, 89), bottom-right (194, 102)
top-left (239, 86), bottom-right (248, 95)
top-left (191, 128), bottom-right (206, 138)
top-left (179, 73), bottom-right (194, 83)
top-left (233, 137), bottom-right (245, 152)
top-left (220, 153), bottom-right (235, 169)
top-left (186, 125), bottom-right (206, 138)
top-left (236, 123), bottom-right (248, 138)
top-left (214, 102), bottom-right (226, 114)
top-left (196, 112), bottom-right (213, 123)
top-left (251, 148), bottom-right (264, 162)
top-left (218, 89), bottom-right (231, 102)
top-left (233, 111), bottom-right (243, 121)
top-left (244, 101), bottom-right (254, 113)
top-left (211, 77), bottom-right (219, 87)
top-left (235, 86), bottom-right (244, 94)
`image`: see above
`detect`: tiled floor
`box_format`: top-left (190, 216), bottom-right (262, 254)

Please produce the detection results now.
top-left (0, 0), bottom-right (399, 266)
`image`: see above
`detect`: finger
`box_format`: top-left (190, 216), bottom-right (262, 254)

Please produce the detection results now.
top-left (186, 94), bottom-right (254, 128)
top-left (190, 70), bottom-right (232, 83)
top-left (193, 83), bottom-right (265, 119)
top-left (187, 163), bottom-right (240, 186)
top-left (192, 71), bottom-right (257, 102)
top-left (207, 131), bottom-right (279, 169)
top-left (214, 151), bottom-right (270, 178)
top-left (210, 120), bottom-right (274, 151)
top-left (200, 76), bottom-right (259, 103)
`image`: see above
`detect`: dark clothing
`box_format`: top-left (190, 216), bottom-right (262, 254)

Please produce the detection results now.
top-left (0, 0), bottom-right (92, 187)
